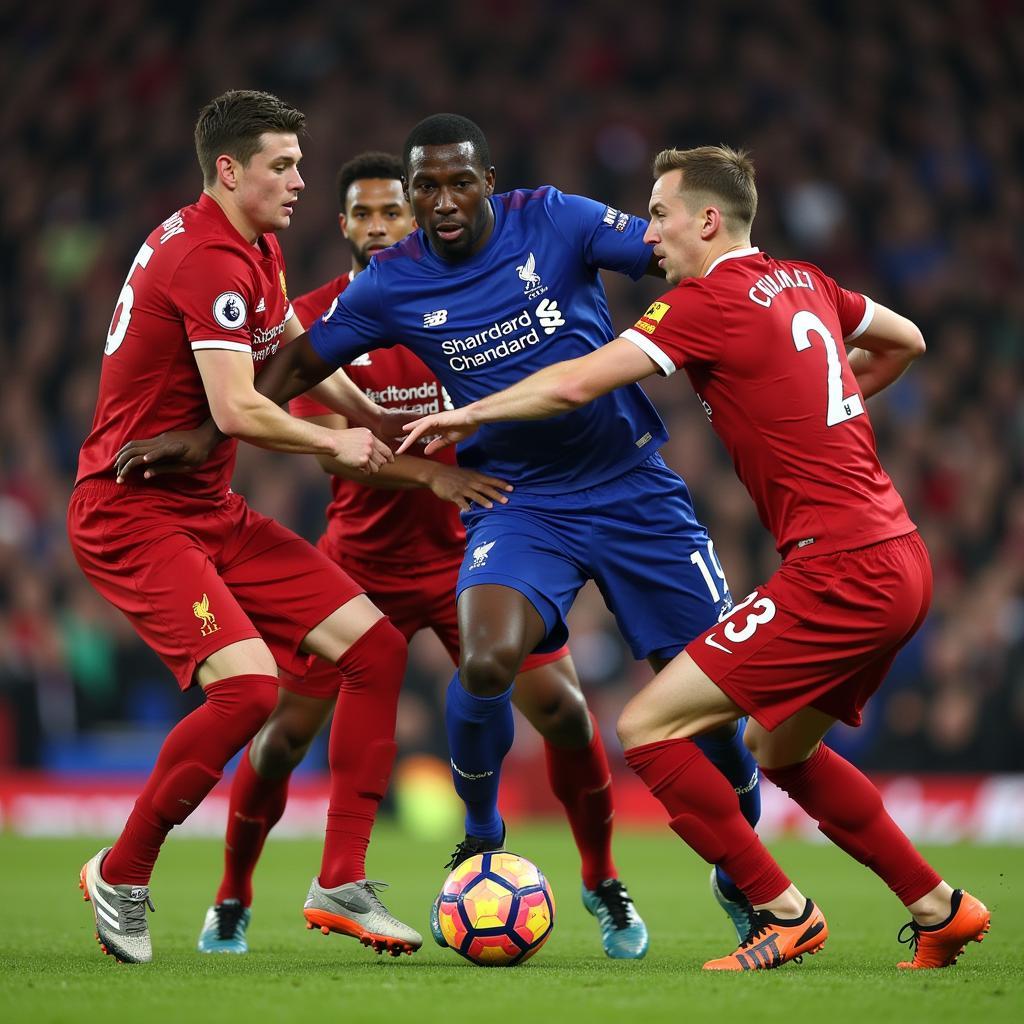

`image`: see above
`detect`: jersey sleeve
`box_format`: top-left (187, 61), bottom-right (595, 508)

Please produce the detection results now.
top-left (619, 282), bottom-right (723, 374)
top-left (811, 268), bottom-right (875, 342)
top-left (308, 266), bottom-right (387, 367)
top-left (545, 189), bottom-right (652, 280)
top-left (170, 243), bottom-right (258, 355)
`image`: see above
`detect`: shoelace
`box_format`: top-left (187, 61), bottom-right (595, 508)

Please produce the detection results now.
top-left (214, 901), bottom-right (247, 941)
top-left (898, 920), bottom-right (920, 954)
top-left (738, 910), bottom-right (772, 950)
top-left (121, 890), bottom-right (155, 935)
top-left (594, 881), bottom-right (636, 931)
top-left (442, 833), bottom-right (502, 871)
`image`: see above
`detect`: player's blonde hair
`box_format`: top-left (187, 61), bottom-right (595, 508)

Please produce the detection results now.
top-left (653, 146), bottom-right (757, 233)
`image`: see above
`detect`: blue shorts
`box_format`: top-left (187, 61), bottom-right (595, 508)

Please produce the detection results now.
top-left (457, 453), bottom-right (732, 660)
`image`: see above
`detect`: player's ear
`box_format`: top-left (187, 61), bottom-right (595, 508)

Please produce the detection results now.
top-left (338, 213), bottom-right (349, 238)
top-left (401, 176), bottom-right (410, 204)
top-left (701, 206), bottom-right (721, 240)
top-left (216, 154), bottom-right (240, 191)
top-left (484, 167), bottom-right (496, 197)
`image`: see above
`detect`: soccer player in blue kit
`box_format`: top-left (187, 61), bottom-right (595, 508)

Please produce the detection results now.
top-left (128, 114), bottom-right (764, 954)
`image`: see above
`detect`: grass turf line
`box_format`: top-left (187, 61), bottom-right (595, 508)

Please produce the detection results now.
top-left (0, 826), bottom-right (1019, 1024)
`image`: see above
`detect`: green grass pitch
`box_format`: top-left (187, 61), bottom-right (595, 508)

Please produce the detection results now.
top-left (0, 825), bottom-right (1019, 1024)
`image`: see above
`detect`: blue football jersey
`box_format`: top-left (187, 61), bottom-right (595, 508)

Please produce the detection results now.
top-left (309, 186), bottom-right (668, 493)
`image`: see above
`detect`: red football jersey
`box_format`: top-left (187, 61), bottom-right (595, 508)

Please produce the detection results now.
top-left (623, 248), bottom-right (915, 560)
top-left (289, 274), bottom-right (465, 568)
top-left (290, 272), bottom-right (350, 329)
top-left (75, 194), bottom-right (293, 502)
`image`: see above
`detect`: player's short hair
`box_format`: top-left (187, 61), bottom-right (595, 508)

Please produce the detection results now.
top-left (653, 145), bottom-right (757, 232)
top-left (336, 152), bottom-right (405, 211)
top-left (194, 90), bottom-right (306, 186)
top-left (402, 114), bottom-right (492, 173)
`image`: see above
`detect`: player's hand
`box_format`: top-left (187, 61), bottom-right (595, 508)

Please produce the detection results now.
top-left (398, 410), bottom-right (479, 456)
top-left (114, 422), bottom-right (222, 482)
top-left (373, 406), bottom-right (412, 445)
top-left (426, 465), bottom-right (513, 511)
top-left (332, 427), bottom-right (395, 473)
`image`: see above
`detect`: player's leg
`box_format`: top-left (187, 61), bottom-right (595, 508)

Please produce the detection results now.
top-left (446, 582), bottom-right (547, 849)
top-left (617, 653), bottom-right (828, 971)
top-left (68, 487), bottom-right (280, 963)
top-left (221, 508), bottom-right (419, 955)
top-left (747, 705), bottom-right (989, 968)
top-left (199, 685), bottom-right (332, 953)
top-left (590, 454), bottom-right (763, 938)
top-left (513, 650), bottom-right (649, 958)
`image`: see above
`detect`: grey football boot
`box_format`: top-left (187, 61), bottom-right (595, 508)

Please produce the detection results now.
top-left (303, 877), bottom-right (422, 957)
top-left (79, 847), bottom-right (155, 963)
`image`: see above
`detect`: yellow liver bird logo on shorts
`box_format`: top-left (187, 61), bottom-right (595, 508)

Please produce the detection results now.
top-left (192, 593), bottom-right (220, 637)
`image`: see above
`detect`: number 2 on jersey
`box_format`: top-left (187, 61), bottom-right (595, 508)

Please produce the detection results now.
top-left (791, 310), bottom-right (864, 427)
top-left (105, 242), bottom-right (154, 355)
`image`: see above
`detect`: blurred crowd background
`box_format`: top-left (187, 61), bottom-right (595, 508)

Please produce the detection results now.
top-left (1, 0), bottom-right (1021, 776)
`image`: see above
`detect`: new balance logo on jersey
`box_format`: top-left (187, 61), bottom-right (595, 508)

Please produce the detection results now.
top-left (349, 352), bottom-right (372, 366)
top-left (424, 309), bottom-right (449, 327)
top-left (536, 298), bottom-right (564, 335)
top-left (255, 297), bottom-right (266, 313)
top-left (470, 541), bottom-right (495, 568)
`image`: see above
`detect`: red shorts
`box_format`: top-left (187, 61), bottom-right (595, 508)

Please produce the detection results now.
top-left (318, 538), bottom-right (570, 672)
top-left (68, 481), bottom-right (363, 690)
top-left (687, 531), bottom-right (932, 731)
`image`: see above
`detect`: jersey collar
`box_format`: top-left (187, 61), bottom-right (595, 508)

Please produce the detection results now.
top-left (704, 246), bottom-right (760, 277)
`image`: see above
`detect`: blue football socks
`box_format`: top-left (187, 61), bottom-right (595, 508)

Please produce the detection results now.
top-left (445, 672), bottom-right (514, 843)
top-left (696, 718), bottom-right (761, 900)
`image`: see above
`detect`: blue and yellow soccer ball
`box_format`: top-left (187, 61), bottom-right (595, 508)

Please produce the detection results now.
top-left (436, 852), bottom-right (555, 966)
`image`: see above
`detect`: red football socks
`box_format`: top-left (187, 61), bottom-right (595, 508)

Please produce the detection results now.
top-left (103, 674), bottom-right (278, 886)
top-left (318, 618), bottom-right (406, 888)
top-left (545, 714), bottom-right (618, 891)
top-left (762, 743), bottom-right (942, 906)
top-left (215, 743), bottom-right (290, 907)
top-left (625, 736), bottom-right (790, 905)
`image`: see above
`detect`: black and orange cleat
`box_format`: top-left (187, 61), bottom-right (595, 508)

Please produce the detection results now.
top-left (897, 889), bottom-right (990, 969)
top-left (703, 898), bottom-right (828, 971)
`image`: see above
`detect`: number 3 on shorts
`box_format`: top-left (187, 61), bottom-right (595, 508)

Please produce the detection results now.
top-left (709, 590), bottom-right (777, 650)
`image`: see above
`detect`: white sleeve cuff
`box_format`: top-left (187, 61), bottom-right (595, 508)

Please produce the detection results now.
top-left (285, 302), bottom-right (294, 322)
top-left (621, 328), bottom-right (677, 376)
top-left (844, 295), bottom-right (876, 342)
top-left (191, 340), bottom-right (252, 353)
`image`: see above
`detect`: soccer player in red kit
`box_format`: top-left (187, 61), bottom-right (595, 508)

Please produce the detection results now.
top-left (400, 145), bottom-right (991, 971)
top-left (68, 91), bottom-right (421, 963)
top-left (195, 152), bottom-right (649, 960)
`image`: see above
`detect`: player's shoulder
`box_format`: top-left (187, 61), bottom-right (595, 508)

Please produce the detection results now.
top-left (373, 231), bottom-right (428, 269)
top-left (495, 184), bottom-right (558, 215)
top-left (152, 199), bottom-right (257, 277)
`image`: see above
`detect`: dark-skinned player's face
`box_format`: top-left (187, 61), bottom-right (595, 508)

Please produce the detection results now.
top-left (405, 142), bottom-right (496, 261)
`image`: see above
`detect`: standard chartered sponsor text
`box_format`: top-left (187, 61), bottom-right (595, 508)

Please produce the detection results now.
top-left (442, 309), bottom-right (541, 371)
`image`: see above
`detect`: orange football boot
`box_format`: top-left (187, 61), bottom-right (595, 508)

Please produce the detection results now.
top-left (703, 899), bottom-right (828, 971)
top-left (897, 889), bottom-right (990, 969)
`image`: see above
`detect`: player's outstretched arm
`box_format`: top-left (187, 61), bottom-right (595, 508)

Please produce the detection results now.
top-left (399, 338), bottom-right (659, 455)
top-left (846, 303), bottom-right (926, 399)
top-left (195, 347), bottom-right (392, 472)
top-left (303, 412), bottom-right (512, 509)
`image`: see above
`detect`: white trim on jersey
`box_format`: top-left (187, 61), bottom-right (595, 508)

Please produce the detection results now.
top-left (621, 328), bottom-right (677, 376)
top-left (190, 340), bottom-right (252, 353)
top-left (284, 302), bottom-right (294, 323)
top-left (843, 295), bottom-right (876, 342)
top-left (705, 246), bottom-right (760, 277)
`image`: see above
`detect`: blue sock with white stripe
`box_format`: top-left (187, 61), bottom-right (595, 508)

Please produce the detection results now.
top-left (445, 672), bottom-right (514, 843)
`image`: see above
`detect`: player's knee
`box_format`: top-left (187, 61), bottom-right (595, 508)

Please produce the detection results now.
top-left (460, 644), bottom-right (521, 697)
top-left (250, 713), bottom-right (316, 776)
top-left (743, 721), bottom-right (768, 761)
top-left (526, 687), bottom-right (590, 746)
top-left (617, 701), bottom-right (656, 751)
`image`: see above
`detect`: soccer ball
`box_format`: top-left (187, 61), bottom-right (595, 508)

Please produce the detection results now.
top-left (436, 851), bottom-right (555, 966)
